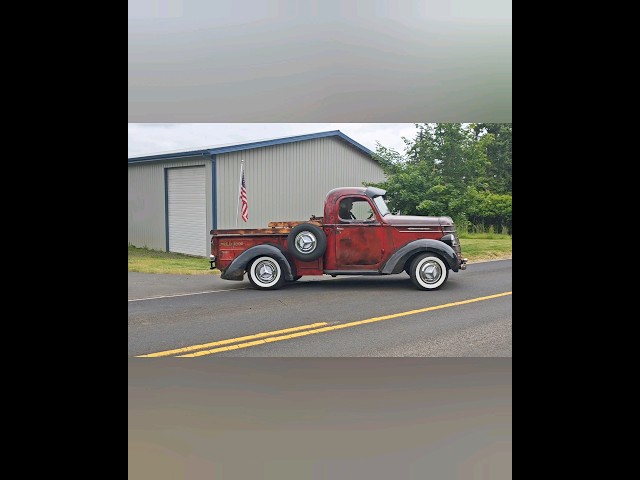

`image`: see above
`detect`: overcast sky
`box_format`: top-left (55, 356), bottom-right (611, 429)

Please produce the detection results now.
top-left (128, 123), bottom-right (418, 158)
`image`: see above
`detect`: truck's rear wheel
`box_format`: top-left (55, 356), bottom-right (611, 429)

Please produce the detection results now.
top-left (248, 256), bottom-right (285, 290)
top-left (409, 253), bottom-right (448, 291)
top-left (287, 223), bottom-right (326, 261)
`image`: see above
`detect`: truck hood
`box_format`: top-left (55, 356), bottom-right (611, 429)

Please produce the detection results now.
top-left (384, 215), bottom-right (454, 227)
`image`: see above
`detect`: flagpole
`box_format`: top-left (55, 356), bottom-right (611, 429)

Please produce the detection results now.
top-left (235, 160), bottom-right (244, 227)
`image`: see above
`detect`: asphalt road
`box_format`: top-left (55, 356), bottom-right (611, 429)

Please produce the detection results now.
top-left (128, 259), bottom-right (512, 357)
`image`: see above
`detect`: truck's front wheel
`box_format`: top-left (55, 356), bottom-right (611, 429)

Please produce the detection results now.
top-left (248, 256), bottom-right (285, 290)
top-left (409, 253), bottom-right (449, 291)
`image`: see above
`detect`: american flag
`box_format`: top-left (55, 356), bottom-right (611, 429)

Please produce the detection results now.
top-left (240, 166), bottom-right (248, 222)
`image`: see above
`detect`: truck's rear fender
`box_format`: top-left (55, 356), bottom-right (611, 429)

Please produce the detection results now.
top-left (380, 239), bottom-right (460, 274)
top-left (220, 244), bottom-right (295, 281)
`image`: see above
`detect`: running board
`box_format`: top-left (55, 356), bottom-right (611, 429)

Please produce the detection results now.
top-left (323, 270), bottom-right (383, 276)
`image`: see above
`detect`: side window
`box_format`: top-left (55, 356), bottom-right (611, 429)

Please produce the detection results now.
top-left (339, 198), bottom-right (356, 221)
top-left (352, 201), bottom-right (374, 220)
top-left (339, 197), bottom-right (375, 222)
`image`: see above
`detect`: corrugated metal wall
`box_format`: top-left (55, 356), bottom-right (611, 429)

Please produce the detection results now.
top-left (216, 137), bottom-right (386, 229)
top-left (128, 156), bottom-right (213, 254)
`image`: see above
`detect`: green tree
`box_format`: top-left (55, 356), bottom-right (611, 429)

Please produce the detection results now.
top-left (473, 123), bottom-right (512, 194)
top-left (368, 123), bottom-right (512, 233)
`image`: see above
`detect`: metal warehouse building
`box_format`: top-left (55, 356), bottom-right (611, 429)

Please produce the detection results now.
top-left (128, 130), bottom-right (386, 257)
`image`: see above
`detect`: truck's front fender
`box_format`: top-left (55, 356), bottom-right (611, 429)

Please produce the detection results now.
top-left (220, 244), bottom-right (295, 281)
top-left (380, 239), bottom-right (460, 274)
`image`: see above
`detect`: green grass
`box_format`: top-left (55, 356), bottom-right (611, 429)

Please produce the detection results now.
top-left (128, 234), bottom-right (511, 275)
top-left (459, 237), bottom-right (512, 261)
top-left (128, 245), bottom-right (219, 275)
top-left (457, 231), bottom-right (511, 240)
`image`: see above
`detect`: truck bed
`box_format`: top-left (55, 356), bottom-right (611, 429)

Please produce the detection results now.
top-left (211, 218), bottom-right (323, 237)
top-left (210, 218), bottom-right (325, 276)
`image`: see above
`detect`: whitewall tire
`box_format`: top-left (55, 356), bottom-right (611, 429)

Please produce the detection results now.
top-left (248, 256), bottom-right (284, 290)
top-left (409, 253), bottom-right (449, 291)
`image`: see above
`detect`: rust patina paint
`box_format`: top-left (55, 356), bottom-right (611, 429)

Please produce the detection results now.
top-left (211, 187), bottom-right (465, 283)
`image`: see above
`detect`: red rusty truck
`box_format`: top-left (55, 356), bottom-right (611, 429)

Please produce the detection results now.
top-left (209, 186), bottom-right (467, 291)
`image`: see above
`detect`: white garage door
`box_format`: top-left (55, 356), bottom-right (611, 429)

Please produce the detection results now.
top-left (167, 166), bottom-right (206, 256)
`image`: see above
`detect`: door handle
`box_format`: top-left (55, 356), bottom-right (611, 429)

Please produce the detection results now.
top-left (336, 227), bottom-right (343, 233)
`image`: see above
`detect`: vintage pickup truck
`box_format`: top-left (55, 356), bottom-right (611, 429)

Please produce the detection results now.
top-left (209, 186), bottom-right (467, 290)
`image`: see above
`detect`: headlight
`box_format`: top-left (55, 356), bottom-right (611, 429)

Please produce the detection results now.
top-left (440, 234), bottom-right (456, 247)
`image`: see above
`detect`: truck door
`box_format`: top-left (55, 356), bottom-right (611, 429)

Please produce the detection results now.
top-left (334, 197), bottom-right (385, 269)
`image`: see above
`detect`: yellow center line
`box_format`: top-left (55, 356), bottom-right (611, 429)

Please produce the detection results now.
top-left (136, 322), bottom-right (329, 357)
top-left (173, 291), bottom-right (512, 357)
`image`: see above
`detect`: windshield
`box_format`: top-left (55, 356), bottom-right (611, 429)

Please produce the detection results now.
top-left (373, 196), bottom-right (390, 216)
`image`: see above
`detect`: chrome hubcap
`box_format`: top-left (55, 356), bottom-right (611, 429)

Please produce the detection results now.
top-left (419, 260), bottom-right (442, 284)
top-left (295, 231), bottom-right (317, 253)
top-left (256, 260), bottom-right (277, 283)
